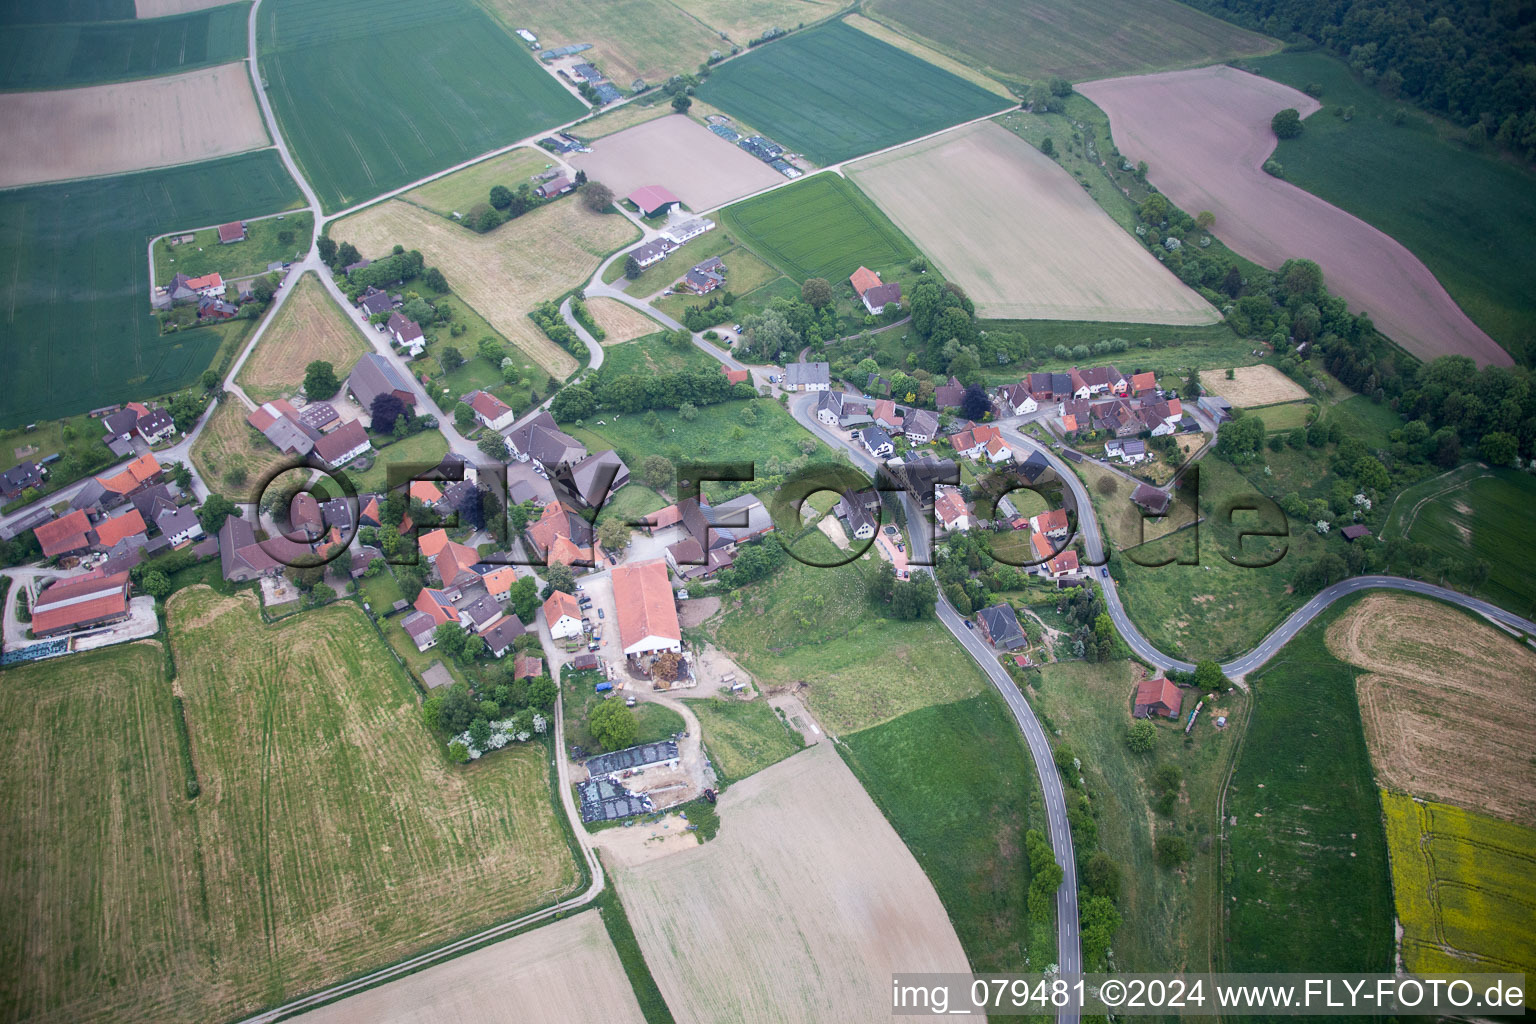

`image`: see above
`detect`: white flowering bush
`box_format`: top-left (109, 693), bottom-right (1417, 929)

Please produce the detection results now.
top-left (1353, 493), bottom-right (1372, 509)
top-left (1315, 520), bottom-right (1330, 534)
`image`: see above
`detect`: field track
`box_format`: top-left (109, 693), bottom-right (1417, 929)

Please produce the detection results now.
top-left (0, 62), bottom-right (266, 187)
top-left (1079, 66), bottom-right (1511, 366)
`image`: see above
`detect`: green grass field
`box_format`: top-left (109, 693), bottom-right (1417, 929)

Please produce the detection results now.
top-left (710, 531), bottom-right (987, 733)
top-left (600, 332), bottom-right (719, 377)
top-left (840, 692), bottom-right (1054, 974)
top-left (1382, 464), bottom-right (1536, 618)
top-left (0, 3), bottom-right (250, 90)
top-left (258, 0), bottom-right (585, 213)
top-left (402, 146), bottom-right (562, 218)
top-left (343, 429), bottom-right (452, 494)
top-left (0, 591), bottom-right (578, 1023)
top-left (865, 0), bottom-right (1275, 84)
top-left (567, 396), bottom-right (823, 491)
top-left (1222, 600), bottom-right (1394, 971)
top-left (1249, 401), bottom-right (1314, 432)
top-left (1382, 793), bottom-right (1536, 976)
top-left (153, 212), bottom-right (312, 287)
top-left (1255, 51), bottom-right (1536, 365)
top-left (696, 20), bottom-right (1007, 166)
top-left (721, 173), bottom-right (920, 284)
top-left (0, 150), bottom-right (301, 428)
top-left (1030, 661), bottom-right (1247, 973)
top-left (687, 697), bottom-right (803, 784)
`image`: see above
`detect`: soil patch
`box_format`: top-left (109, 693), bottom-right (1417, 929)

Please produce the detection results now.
top-left (571, 116), bottom-right (785, 214)
top-left (1213, 363), bottom-right (1308, 407)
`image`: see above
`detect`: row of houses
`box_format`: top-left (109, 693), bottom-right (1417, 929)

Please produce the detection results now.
top-left (247, 398), bottom-right (371, 470)
top-left (620, 204), bottom-right (717, 276)
top-left (400, 526), bottom-right (531, 658)
top-left (642, 492), bottom-right (774, 582)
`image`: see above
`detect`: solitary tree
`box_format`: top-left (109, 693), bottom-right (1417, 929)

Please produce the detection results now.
top-left (1271, 108), bottom-right (1303, 139)
top-left (197, 493), bottom-right (237, 535)
top-left (643, 454), bottom-right (675, 491)
top-left (140, 570), bottom-right (172, 600)
top-left (489, 185), bottom-right (513, 210)
top-left (477, 431), bottom-right (509, 462)
top-left (624, 254), bottom-right (643, 279)
top-left (671, 94), bottom-right (692, 114)
top-left (440, 346), bottom-right (465, 372)
top-left (1196, 210), bottom-right (1216, 231)
top-left (589, 699), bottom-right (638, 750)
top-left (453, 402), bottom-right (477, 430)
top-left (581, 181), bottom-right (615, 213)
top-left (960, 383), bottom-right (991, 422)
top-left (1125, 719), bottom-right (1156, 753)
top-left (1040, 136), bottom-right (1056, 157)
top-left (800, 277), bottom-right (832, 308)
top-left (598, 516), bottom-right (631, 552)
top-left (303, 360), bottom-right (339, 399)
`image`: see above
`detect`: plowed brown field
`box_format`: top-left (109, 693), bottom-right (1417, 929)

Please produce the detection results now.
top-left (1080, 66), bottom-right (1510, 367)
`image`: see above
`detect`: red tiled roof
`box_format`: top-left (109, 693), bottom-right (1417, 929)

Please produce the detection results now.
top-left (413, 587), bottom-right (456, 626)
top-left (935, 488), bottom-right (969, 526)
top-left (466, 390), bottom-right (511, 420)
top-left (1135, 676), bottom-right (1183, 718)
top-left (612, 558), bottom-right (680, 652)
top-left (1030, 531), bottom-right (1054, 561)
top-left (98, 453), bottom-right (161, 494)
top-left (419, 528), bottom-right (451, 560)
top-left (547, 535), bottom-right (586, 566)
top-left (722, 367), bottom-right (749, 385)
top-left (482, 566), bottom-right (518, 596)
top-left (1061, 414), bottom-right (1077, 432)
top-left (1032, 508), bottom-right (1069, 534)
top-left (185, 272), bottom-right (222, 290)
top-left (35, 509), bottom-right (93, 557)
top-left (849, 266), bottom-right (881, 296)
top-left (542, 590), bottom-right (581, 625)
top-left (1048, 549), bottom-right (1079, 575)
top-left (31, 570), bottom-right (130, 636)
top-left (217, 221), bottom-right (244, 242)
top-left (93, 509), bottom-right (146, 548)
top-left (410, 481), bottom-right (442, 504)
top-left (1130, 371), bottom-right (1157, 393)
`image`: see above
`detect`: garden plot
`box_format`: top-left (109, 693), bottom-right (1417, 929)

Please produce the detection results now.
top-left (848, 121), bottom-right (1218, 324)
top-left (614, 742), bottom-right (978, 1023)
top-left (1079, 65), bottom-right (1510, 366)
top-left (0, 62), bottom-right (266, 187)
top-left (570, 116), bottom-right (785, 213)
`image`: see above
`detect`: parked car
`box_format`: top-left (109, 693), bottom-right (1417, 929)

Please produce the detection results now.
top-left (597, 608), bottom-right (605, 619)
top-left (732, 324), bottom-right (742, 333)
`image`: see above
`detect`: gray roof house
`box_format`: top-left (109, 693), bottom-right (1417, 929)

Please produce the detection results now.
top-left (976, 603), bottom-right (1027, 650)
top-left (783, 361), bottom-right (830, 392)
top-left (347, 353), bottom-right (416, 412)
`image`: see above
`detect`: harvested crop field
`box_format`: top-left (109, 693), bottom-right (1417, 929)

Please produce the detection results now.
top-left (481, 0), bottom-right (723, 87)
top-left (236, 271), bottom-right (369, 403)
top-left (1210, 363), bottom-right (1307, 407)
top-left (190, 396), bottom-right (290, 500)
top-left (292, 912), bottom-right (646, 1024)
top-left (330, 198), bottom-right (639, 378)
top-left (590, 298), bottom-right (662, 344)
top-left (614, 742), bottom-right (979, 1023)
top-left (1079, 66), bottom-right (1510, 367)
top-left (571, 116), bottom-right (785, 213)
top-left (1327, 592), bottom-right (1536, 827)
top-left (136, 0), bottom-right (237, 14)
top-left (849, 121), bottom-right (1217, 324)
top-left (0, 591), bottom-right (577, 1023)
top-left (670, 0), bottom-right (844, 48)
top-left (0, 62), bottom-right (266, 187)
top-left (1381, 793), bottom-right (1536, 976)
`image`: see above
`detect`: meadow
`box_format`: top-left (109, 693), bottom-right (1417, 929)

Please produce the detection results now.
top-left (0, 149), bottom-right (301, 428)
top-left (599, 332), bottom-right (718, 377)
top-left (0, 591), bottom-right (577, 1023)
top-left (1222, 600), bottom-right (1394, 972)
top-left (588, 297), bottom-right (662, 343)
top-left (1256, 51), bottom-right (1536, 365)
top-left (479, 0), bottom-right (724, 87)
top-left (1383, 465), bottom-right (1536, 618)
top-left (0, 0), bottom-right (135, 22)
top-left (567, 396), bottom-right (822, 489)
top-left (709, 530), bottom-right (987, 734)
top-left (695, 20), bottom-right (1007, 166)
top-left (0, 2), bottom-right (249, 90)
top-left (720, 173), bottom-right (919, 284)
top-left (1381, 793), bottom-right (1536, 976)
top-left (687, 696), bottom-right (803, 784)
top-left (235, 271), bottom-right (369, 403)
top-left (1029, 661), bottom-right (1246, 973)
top-left (864, 0), bottom-right (1275, 84)
top-left (152, 211), bottom-right (312, 288)
top-left (402, 146), bottom-right (560, 218)
top-left (669, 0), bottom-right (846, 48)
top-left (189, 395), bottom-right (293, 499)
top-left (257, 0), bottom-right (585, 212)
top-left (840, 692), bottom-right (1055, 974)
top-left (345, 429), bottom-right (451, 494)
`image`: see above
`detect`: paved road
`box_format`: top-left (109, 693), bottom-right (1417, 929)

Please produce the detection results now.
top-left (786, 394), bottom-right (1082, 1003)
top-left (558, 297), bottom-right (604, 373)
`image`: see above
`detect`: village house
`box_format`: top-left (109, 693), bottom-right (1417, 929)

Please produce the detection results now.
top-left (1, 461), bottom-right (45, 500)
top-left (357, 286), bottom-right (401, 317)
top-left (1047, 548), bottom-right (1080, 578)
top-left (782, 361), bottom-right (830, 392)
top-left (34, 509), bottom-right (94, 559)
top-left (1104, 439), bottom-right (1149, 464)
top-left (934, 486), bottom-right (970, 532)
top-left (860, 424), bottom-right (895, 459)
top-left (997, 382), bottom-right (1039, 416)
top-left (1129, 371), bottom-right (1158, 397)
top-left (816, 390), bottom-right (871, 429)
top-left (528, 501), bottom-right (599, 567)
top-left (217, 221), bottom-right (246, 244)
top-left (848, 266), bottom-right (901, 314)
top-left (1134, 676), bottom-right (1184, 719)
top-left (681, 256), bottom-right (725, 295)
top-left (386, 312), bottom-right (426, 356)
top-left (626, 238), bottom-right (676, 269)
top-left (311, 419), bottom-right (371, 470)
top-left (248, 400), bottom-right (315, 457)
top-left (905, 408), bottom-right (939, 445)
top-left (1131, 482), bottom-right (1171, 515)
top-left (934, 377), bottom-right (965, 410)
top-left (483, 616), bottom-right (526, 659)
top-left (976, 603), bottom-right (1027, 650)
top-left (556, 449), bottom-right (630, 509)
top-left (543, 590), bottom-right (584, 640)
top-left (464, 390), bottom-right (516, 431)
top-left (505, 410), bottom-right (585, 466)
top-left (536, 175), bottom-right (573, 199)
top-left (872, 399), bottom-right (905, 434)
top-left (834, 489), bottom-right (879, 540)
top-left (1030, 507), bottom-right (1070, 540)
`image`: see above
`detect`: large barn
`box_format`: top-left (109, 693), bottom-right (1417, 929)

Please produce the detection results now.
top-left (611, 558), bottom-right (681, 659)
